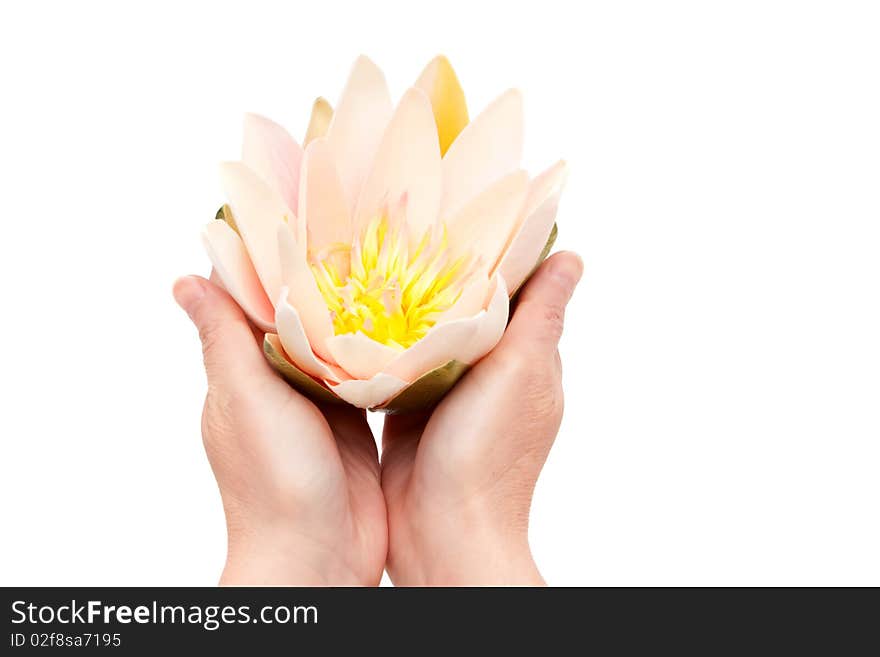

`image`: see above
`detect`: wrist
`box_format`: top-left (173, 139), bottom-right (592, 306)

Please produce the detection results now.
top-left (221, 528), bottom-right (367, 586)
top-left (389, 498), bottom-right (545, 586)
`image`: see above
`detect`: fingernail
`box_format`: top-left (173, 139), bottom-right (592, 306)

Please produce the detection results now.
top-left (173, 276), bottom-right (207, 318)
top-left (549, 252), bottom-right (584, 292)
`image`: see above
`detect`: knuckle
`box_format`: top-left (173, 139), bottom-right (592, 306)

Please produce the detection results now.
top-left (201, 391), bottom-right (235, 447)
top-left (498, 350), bottom-right (563, 422)
top-left (520, 357), bottom-right (564, 422)
top-left (497, 349), bottom-right (536, 381)
top-left (198, 322), bottom-right (224, 360)
top-left (526, 375), bottom-right (563, 422)
top-left (541, 303), bottom-right (566, 341)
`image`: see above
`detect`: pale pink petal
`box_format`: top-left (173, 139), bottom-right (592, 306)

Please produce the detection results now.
top-left (382, 275), bottom-right (509, 382)
top-left (353, 87), bottom-right (442, 239)
top-left (441, 89), bottom-right (523, 217)
top-left (219, 162), bottom-right (292, 303)
top-left (201, 220), bottom-right (276, 332)
top-left (431, 273), bottom-right (492, 325)
top-left (327, 56), bottom-right (393, 211)
top-left (325, 332), bottom-right (401, 380)
top-left (242, 113), bottom-right (303, 212)
top-left (328, 374), bottom-right (408, 409)
top-left (497, 160), bottom-right (568, 293)
top-left (298, 137), bottom-right (352, 256)
top-left (277, 223), bottom-right (335, 363)
top-left (275, 290), bottom-right (348, 382)
top-left (445, 169), bottom-right (529, 268)
top-left (455, 274), bottom-right (510, 364)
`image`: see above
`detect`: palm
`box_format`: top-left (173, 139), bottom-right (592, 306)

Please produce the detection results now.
top-left (380, 351), bottom-right (527, 509)
top-left (307, 402), bottom-right (388, 584)
top-left (248, 379), bottom-right (388, 584)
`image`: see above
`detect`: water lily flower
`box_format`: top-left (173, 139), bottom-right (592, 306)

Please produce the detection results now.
top-left (203, 55), bottom-right (567, 411)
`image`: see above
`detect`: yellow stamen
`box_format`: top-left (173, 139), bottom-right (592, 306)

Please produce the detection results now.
top-left (311, 214), bottom-right (473, 348)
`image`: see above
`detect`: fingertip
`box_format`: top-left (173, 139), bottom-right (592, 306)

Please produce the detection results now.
top-left (544, 251), bottom-right (583, 292)
top-left (173, 275), bottom-right (207, 318)
top-left (176, 275), bottom-right (270, 385)
top-left (504, 251), bottom-right (582, 351)
top-left (520, 251), bottom-right (583, 308)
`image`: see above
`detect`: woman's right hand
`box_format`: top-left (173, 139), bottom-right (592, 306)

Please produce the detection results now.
top-left (380, 252), bottom-right (583, 585)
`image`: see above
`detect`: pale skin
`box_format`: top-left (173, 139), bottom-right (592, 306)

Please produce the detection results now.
top-left (173, 251), bottom-right (583, 586)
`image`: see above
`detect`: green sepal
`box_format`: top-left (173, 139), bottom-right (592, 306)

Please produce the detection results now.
top-left (372, 360), bottom-right (470, 414)
top-left (262, 334), bottom-right (343, 405)
top-left (216, 204), bottom-right (239, 234)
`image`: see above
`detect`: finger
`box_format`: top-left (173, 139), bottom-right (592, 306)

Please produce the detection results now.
top-left (320, 404), bottom-right (380, 472)
top-left (209, 269), bottom-right (265, 345)
top-left (502, 251), bottom-right (583, 355)
top-left (173, 275), bottom-right (272, 391)
top-left (381, 410), bottom-right (429, 454)
top-left (380, 411), bottom-right (428, 482)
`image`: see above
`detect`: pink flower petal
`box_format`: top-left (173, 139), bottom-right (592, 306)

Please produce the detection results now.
top-left (445, 169), bottom-right (529, 271)
top-left (325, 332), bottom-right (401, 380)
top-left (298, 137), bottom-right (352, 257)
top-left (219, 161), bottom-right (292, 303)
top-left (431, 273), bottom-right (492, 325)
top-left (277, 223), bottom-right (335, 363)
top-left (353, 87), bottom-right (442, 240)
top-left (327, 56), bottom-right (393, 211)
top-left (242, 113), bottom-right (303, 214)
top-left (441, 89), bottom-right (523, 217)
top-left (275, 291), bottom-right (349, 383)
top-left (496, 160), bottom-right (568, 293)
top-left (201, 220), bottom-right (276, 332)
top-left (328, 374), bottom-right (408, 409)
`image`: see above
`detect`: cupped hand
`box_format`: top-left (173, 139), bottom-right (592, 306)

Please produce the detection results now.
top-left (174, 274), bottom-right (386, 585)
top-left (381, 252), bottom-right (583, 586)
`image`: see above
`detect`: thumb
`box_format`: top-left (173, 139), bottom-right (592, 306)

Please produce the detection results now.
top-left (503, 251), bottom-right (583, 354)
top-left (173, 275), bottom-right (269, 389)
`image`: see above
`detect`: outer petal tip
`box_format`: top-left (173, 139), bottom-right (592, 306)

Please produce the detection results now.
top-left (217, 161), bottom-right (292, 302)
top-left (304, 97), bottom-right (333, 147)
top-left (545, 159), bottom-right (570, 192)
top-left (416, 55), bottom-right (469, 156)
top-left (353, 85), bottom-right (441, 237)
top-left (352, 53), bottom-right (381, 71)
top-left (497, 160), bottom-right (568, 293)
top-left (441, 88), bottom-right (525, 215)
top-left (327, 55), bottom-right (394, 211)
top-left (240, 113), bottom-right (303, 212)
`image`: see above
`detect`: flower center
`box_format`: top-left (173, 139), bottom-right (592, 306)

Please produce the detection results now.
top-left (310, 217), bottom-right (473, 349)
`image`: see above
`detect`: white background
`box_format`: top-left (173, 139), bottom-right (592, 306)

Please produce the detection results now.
top-left (1, 0), bottom-right (878, 586)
